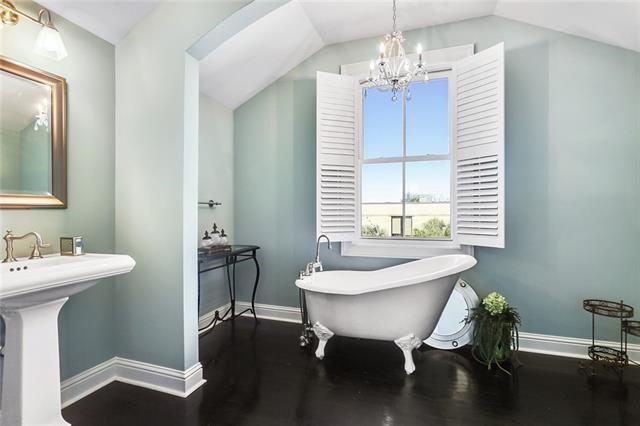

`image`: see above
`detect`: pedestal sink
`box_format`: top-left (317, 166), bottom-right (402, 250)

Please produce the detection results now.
top-left (0, 253), bottom-right (135, 426)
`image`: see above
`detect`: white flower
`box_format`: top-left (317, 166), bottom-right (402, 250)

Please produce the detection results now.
top-left (483, 292), bottom-right (508, 316)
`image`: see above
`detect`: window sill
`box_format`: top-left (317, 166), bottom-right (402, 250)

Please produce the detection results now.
top-left (341, 239), bottom-right (473, 260)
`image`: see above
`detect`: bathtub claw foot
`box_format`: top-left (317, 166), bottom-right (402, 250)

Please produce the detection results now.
top-left (312, 322), bottom-right (334, 360)
top-left (394, 334), bottom-right (422, 375)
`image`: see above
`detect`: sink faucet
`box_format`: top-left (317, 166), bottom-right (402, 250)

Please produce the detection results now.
top-left (312, 234), bottom-right (332, 273)
top-left (2, 230), bottom-right (51, 263)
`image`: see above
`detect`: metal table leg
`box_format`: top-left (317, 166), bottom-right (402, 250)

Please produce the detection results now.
top-left (232, 257), bottom-right (237, 317)
top-left (226, 256), bottom-right (236, 318)
top-left (250, 249), bottom-right (260, 321)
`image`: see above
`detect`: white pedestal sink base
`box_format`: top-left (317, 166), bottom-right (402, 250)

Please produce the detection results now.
top-left (1, 297), bottom-right (70, 426)
top-left (1, 253), bottom-right (136, 425)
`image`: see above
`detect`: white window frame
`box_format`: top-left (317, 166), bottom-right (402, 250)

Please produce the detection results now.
top-left (360, 70), bottom-right (453, 240)
top-left (340, 45), bottom-right (475, 259)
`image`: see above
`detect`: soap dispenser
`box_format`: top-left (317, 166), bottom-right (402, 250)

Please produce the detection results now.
top-left (220, 229), bottom-right (228, 245)
top-left (211, 223), bottom-right (221, 245)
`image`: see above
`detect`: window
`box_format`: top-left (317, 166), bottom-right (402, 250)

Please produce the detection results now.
top-left (390, 216), bottom-right (412, 237)
top-left (316, 43), bottom-right (505, 259)
top-left (361, 79), bottom-right (451, 240)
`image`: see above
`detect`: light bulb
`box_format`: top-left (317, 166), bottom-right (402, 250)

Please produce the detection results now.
top-left (34, 25), bottom-right (68, 61)
top-left (416, 43), bottom-right (422, 54)
top-left (369, 60), bottom-right (375, 71)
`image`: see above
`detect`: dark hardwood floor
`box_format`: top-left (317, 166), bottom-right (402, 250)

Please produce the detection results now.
top-left (63, 318), bottom-right (640, 425)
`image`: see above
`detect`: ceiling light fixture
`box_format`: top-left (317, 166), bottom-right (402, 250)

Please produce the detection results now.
top-left (34, 99), bottom-right (50, 132)
top-left (361, 0), bottom-right (427, 101)
top-left (0, 0), bottom-right (68, 61)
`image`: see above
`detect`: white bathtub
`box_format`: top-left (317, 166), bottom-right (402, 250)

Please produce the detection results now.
top-left (295, 254), bottom-right (477, 374)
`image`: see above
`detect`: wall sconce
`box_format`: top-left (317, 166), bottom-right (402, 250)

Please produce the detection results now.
top-left (0, 0), bottom-right (68, 60)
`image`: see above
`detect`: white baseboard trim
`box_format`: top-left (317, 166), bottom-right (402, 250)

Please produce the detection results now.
top-left (518, 332), bottom-right (640, 364)
top-left (60, 357), bottom-right (117, 408)
top-left (198, 303), bottom-right (231, 334)
top-left (114, 358), bottom-right (206, 398)
top-left (198, 301), bottom-right (302, 333)
top-left (60, 358), bottom-right (205, 408)
top-left (202, 300), bottom-right (640, 364)
top-left (236, 301), bottom-right (302, 323)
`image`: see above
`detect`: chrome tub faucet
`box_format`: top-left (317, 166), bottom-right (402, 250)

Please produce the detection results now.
top-left (2, 230), bottom-right (51, 263)
top-left (312, 234), bottom-right (332, 273)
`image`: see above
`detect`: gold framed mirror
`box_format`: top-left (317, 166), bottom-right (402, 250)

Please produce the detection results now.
top-left (0, 56), bottom-right (67, 208)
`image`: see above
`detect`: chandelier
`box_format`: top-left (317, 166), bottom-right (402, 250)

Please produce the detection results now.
top-left (361, 0), bottom-right (428, 101)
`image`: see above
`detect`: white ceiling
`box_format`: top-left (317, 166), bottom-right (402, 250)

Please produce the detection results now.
top-left (38, 0), bottom-right (159, 45)
top-left (199, 1), bottom-right (325, 110)
top-left (200, 0), bottom-right (500, 108)
top-left (37, 1), bottom-right (640, 108)
top-left (494, 0), bottom-right (640, 53)
top-left (299, 0), bottom-right (498, 45)
top-left (199, 0), bottom-right (640, 109)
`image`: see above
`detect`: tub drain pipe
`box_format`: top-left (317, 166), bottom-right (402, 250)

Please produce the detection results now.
top-left (298, 288), bottom-right (313, 348)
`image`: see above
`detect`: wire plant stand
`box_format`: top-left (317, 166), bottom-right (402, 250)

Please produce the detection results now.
top-left (623, 320), bottom-right (640, 338)
top-left (578, 299), bottom-right (635, 381)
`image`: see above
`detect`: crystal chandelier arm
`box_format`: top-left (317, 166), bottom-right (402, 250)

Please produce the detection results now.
top-left (378, 62), bottom-right (389, 79)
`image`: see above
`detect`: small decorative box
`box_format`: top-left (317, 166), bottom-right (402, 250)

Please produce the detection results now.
top-left (60, 236), bottom-right (84, 256)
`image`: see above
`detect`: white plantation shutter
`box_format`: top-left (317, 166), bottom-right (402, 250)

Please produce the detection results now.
top-left (316, 71), bottom-right (360, 242)
top-left (453, 43), bottom-right (505, 248)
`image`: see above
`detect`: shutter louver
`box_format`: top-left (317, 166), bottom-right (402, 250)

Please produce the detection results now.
top-left (453, 43), bottom-right (505, 248)
top-left (316, 71), bottom-right (360, 242)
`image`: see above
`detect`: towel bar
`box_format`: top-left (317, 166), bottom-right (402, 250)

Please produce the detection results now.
top-left (199, 200), bottom-right (222, 208)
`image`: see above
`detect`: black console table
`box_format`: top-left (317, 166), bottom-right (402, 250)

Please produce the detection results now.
top-left (198, 245), bottom-right (260, 333)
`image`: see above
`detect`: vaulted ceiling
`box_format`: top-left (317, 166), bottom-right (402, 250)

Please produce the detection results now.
top-left (39, 1), bottom-right (640, 109)
top-left (199, 0), bottom-right (640, 109)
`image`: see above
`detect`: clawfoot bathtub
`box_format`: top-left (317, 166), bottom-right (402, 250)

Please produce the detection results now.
top-left (295, 254), bottom-right (477, 374)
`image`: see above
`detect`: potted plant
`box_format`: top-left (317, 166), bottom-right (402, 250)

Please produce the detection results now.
top-left (470, 292), bottom-right (521, 373)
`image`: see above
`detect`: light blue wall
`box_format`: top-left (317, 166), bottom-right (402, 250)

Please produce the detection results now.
top-left (0, 1), bottom-right (116, 379)
top-left (114, 1), bottom-right (248, 371)
top-left (198, 93), bottom-right (234, 314)
top-left (234, 16), bottom-right (640, 341)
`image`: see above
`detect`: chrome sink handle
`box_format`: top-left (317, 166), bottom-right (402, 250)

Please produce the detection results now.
top-left (3, 230), bottom-right (17, 263)
top-left (305, 262), bottom-right (315, 276)
top-left (29, 241), bottom-right (51, 259)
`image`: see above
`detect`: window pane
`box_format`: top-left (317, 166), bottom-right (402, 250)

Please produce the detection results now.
top-left (404, 216), bottom-right (413, 237)
top-left (392, 216), bottom-right (413, 237)
top-left (361, 163), bottom-right (402, 237)
top-left (363, 88), bottom-right (403, 159)
top-left (405, 161), bottom-right (451, 238)
top-left (406, 78), bottom-right (449, 156)
top-left (391, 216), bottom-right (402, 236)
